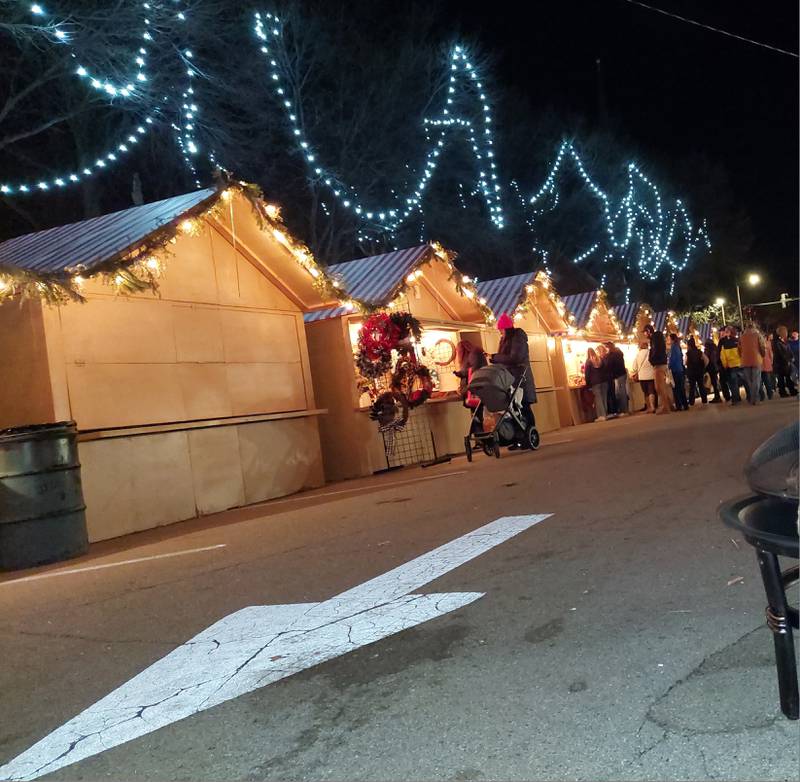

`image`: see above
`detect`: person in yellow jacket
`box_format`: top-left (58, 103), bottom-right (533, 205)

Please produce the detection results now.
top-left (718, 326), bottom-right (744, 405)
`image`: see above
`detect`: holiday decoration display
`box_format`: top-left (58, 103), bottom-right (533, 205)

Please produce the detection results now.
top-left (352, 311), bottom-right (432, 434)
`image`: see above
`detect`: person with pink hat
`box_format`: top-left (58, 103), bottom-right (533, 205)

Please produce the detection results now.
top-left (490, 312), bottom-right (537, 448)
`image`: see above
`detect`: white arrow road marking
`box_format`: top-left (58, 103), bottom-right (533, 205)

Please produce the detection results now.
top-left (0, 514), bottom-right (550, 781)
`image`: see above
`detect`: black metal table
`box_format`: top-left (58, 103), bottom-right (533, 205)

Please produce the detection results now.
top-left (719, 494), bottom-right (799, 719)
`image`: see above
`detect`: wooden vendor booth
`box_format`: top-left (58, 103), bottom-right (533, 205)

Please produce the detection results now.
top-left (0, 184), bottom-right (336, 542)
top-left (559, 290), bottom-right (642, 423)
top-left (611, 301), bottom-right (654, 342)
top-left (475, 270), bottom-right (572, 432)
top-left (304, 244), bottom-right (489, 482)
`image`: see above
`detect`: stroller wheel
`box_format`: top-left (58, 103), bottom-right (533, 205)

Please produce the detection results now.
top-left (465, 436), bottom-right (473, 463)
top-left (527, 427), bottom-right (540, 451)
top-left (481, 440), bottom-right (494, 457)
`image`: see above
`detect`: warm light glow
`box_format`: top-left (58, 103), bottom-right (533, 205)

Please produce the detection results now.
top-left (114, 274), bottom-right (125, 285)
top-left (271, 229), bottom-right (289, 247)
top-left (145, 257), bottom-right (159, 271)
top-left (0, 278), bottom-right (9, 292)
top-left (72, 275), bottom-right (85, 286)
top-left (714, 297), bottom-right (725, 306)
top-left (264, 203), bottom-right (280, 220)
top-left (462, 275), bottom-right (471, 284)
top-left (309, 267), bottom-right (320, 278)
top-left (406, 274), bottom-right (416, 285)
top-left (343, 300), bottom-right (355, 311)
top-left (747, 273), bottom-right (761, 286)
top-left (514, 312), bottom-right (523, 321)
top-left (463, 288), bottom-right (475, 299)
top-left (525, 284), bottom-right (535, 293)
top-left (220, 188), bottom-right (233, 202)
top-left (546, 336), bottom-right (556, 352)
top-left (179, 219), bottom-right (195, 234)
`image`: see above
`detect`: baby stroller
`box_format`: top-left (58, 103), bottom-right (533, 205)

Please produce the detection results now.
top-left (464, 364), bottom-right (540, 460)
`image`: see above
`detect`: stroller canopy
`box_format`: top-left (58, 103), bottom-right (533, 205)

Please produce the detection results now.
top-left (467, 365), bottom-right (517, 412)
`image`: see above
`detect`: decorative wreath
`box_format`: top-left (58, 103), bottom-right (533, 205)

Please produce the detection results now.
top-left (431, 338), bottom-right (456, 366)
top-left (357, 312), bottom-right (431, 439)
top-left (355, 311), bottom-right (422, 381)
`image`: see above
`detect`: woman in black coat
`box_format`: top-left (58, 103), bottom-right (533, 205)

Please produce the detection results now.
top-left (685, 337), bottom-right (707, 405)
top-left (490, 316), bottom-right (537, 437)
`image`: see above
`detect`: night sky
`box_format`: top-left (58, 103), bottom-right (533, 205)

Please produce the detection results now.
top-left (442, 0), bottom-right (798, 294)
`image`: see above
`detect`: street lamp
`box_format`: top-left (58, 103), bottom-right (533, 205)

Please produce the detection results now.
top-left (736, 273), bottom-right (761, 327)
top-left (714, 297), bottom-right (727, 326)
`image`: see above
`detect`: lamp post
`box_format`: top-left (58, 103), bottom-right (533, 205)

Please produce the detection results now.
top-left (714, 297), bottom-right (727, 326)
top-left (736, 273), bottom-right (761, 327)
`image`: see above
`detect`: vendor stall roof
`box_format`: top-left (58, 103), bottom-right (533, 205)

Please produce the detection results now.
top-left (304, 243), bottom-right (485, 324)
top-left (612, 301), bottom-right (643, 331)
top-left (0, 184), bottom-right (337, 310)
top-left (563, 290), bottom-right (598, 329)
top-left (0, 188), bottom-right (217, 274)
top-left (475, 271), bottom-right (536, 319)
top-left (652, 310), bottom-right (677, 332)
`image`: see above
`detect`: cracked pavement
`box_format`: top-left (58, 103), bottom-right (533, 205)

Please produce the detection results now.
top-left (0, 399), bottom-right (798, 781)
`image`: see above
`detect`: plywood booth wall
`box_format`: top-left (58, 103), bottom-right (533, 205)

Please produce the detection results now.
top-left (0, 194), bottom-right (326, 541)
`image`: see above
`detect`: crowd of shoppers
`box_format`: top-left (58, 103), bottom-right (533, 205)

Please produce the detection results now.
top-left (582, 321), bottom-right (798, 421)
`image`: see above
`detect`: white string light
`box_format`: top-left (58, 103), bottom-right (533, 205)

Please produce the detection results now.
top-left (4, 4), bottom-right (711, 295)
top-left (254, 13), bottom-right (505, 233)
top-left (25, 2), bottom-right (153, 98)
top-left (0, 115), bottom-right (157, 195)
top-left (528, 141), bottom-right (711, 292)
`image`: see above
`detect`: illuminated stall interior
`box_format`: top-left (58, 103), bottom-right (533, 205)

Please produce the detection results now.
top-left (475, 270), bottom-right (572, 431)
top-left (304, 243), bottom-right (489, 482)
top-left (0, 185), bottom-right (336, 541)
top-left (558, 289), bottom-right (643, 422)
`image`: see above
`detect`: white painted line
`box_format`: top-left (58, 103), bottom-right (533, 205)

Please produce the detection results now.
top-left (258, 470), bottom-right (467, 505)
top-left (0, 513), bottom-right (550, 781)
top-left (0, 545), bottom-right (227, 587)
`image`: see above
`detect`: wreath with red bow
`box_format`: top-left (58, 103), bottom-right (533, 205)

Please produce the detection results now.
top-left (354, 312), bottom-right (433, 437)
top-left (355, 312), bottom-right (422, 382)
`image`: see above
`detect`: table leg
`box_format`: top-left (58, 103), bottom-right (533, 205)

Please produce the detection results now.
top-left (757, 550), bottom-right (799, 719)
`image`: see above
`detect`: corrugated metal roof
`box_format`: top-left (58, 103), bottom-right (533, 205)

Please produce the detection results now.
top-left (652, 310), bottom-right (677, 332)
top-left (0, 187), bottom-right (218, 275)
top-left (563, 290), bottom-right (598, 329)
top-left (328, 245), bottom-right (431, 308)
top-left (475, 272), bottom-right (535, 319)
top-left (612, 301), bottom-right (641, 330)
top-left (304, 305), bottom-right (350, 323)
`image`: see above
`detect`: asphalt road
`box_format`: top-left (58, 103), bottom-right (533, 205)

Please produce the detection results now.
top-left (1, 399), bottom-right (798, 781)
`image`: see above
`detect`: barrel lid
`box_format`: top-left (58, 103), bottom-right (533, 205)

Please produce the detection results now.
top-left (0, 421), bottom-right (77, 442)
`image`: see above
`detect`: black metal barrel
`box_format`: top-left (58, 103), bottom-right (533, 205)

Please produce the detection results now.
top-left (0, 421), bottom-right (88, 571)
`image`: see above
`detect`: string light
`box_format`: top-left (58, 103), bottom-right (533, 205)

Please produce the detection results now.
top-left (0, 115), bottom-right (157, 195)
top-left (23, 1), bottom-right (152, 98)
top-left (254, 14), bottom-right (505, 233)
top-left (528, 141), bottom-right (711, 290)
top-left (5, 4), bottom-right (711, 295)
